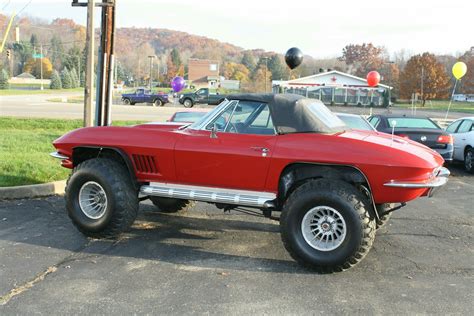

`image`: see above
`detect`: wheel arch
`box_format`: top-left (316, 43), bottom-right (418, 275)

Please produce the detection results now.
top-left (277, 162), bottom-right (378, 219)
top-left (465, 144), bottom-right (473, 156)
top-left (72, 146), bottom-right (139, 189)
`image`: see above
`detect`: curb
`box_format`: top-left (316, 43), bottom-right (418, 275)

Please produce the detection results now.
top-left (0, 180), bottom-right (67, 200)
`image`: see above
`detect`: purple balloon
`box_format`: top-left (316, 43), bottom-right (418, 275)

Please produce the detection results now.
top-left (171, 76), bottom-right (185, 92)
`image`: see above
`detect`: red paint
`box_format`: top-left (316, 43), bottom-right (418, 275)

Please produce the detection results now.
top-left (366, 71), bottom-right (381, 87)
top-left (53, 124), bottom-right (445, 205)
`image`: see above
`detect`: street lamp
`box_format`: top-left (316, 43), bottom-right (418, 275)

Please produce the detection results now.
top-left (148, 55), bottom-right (156, 90)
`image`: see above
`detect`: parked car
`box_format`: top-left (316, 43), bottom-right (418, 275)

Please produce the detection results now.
top-left (446, 117), bottom-right (474, 173)
top-left (336, 113), bottom-right (375, 131)
top-left (178, 88), bottom-right (227, 107)
top-left (121, 88), bottom-right (169, 106)
top-left (167, 109), bottom-right (209, 123)
top-left (368, 114), bottom-right (454, 161)
top-left (51, 94), bottom-right (449, 272)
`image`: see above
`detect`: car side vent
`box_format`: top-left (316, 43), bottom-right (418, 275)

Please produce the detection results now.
top-left (132, 154), bottom-right (158, 174)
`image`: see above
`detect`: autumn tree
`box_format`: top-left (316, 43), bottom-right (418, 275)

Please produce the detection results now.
top-left (340, 43), bottom-right (384, 77)
top-left (379, 63), bottom-right (400, 97)
top-left (400, 53), bottom-right (450, 105)
top-left (224, 62), bottom-right (250, 82)
top-left (23, 57), bottom-right (53, 79)
top-left (165, 53), bottom-right (177, 82)
top-left (460, 50), bottom-right (474, 94)
top-left (248, 64), bottom-right (272, 93)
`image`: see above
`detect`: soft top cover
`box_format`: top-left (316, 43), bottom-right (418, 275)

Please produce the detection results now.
top-left (228, 93), bottom-right (346, 134)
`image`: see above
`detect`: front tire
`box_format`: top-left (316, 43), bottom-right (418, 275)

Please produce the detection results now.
top-left (149, 197), bottom-right (190, 213)
top-left (65, 158), bottom-right (138, 238)
top-left (183, 98), bottom-right (193, 108)
top-left (376, 204), bottom-right (393, 229)
top-left (280, 179), bottom-right (376, 273)
top-left (464, 148), bottom-right (474, 174)
top-left (153, 99), bottom-right (163, 107)
top-left (122, 98), bottom-right (131, 105)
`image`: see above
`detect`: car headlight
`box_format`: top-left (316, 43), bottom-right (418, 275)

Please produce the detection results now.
top-left (179, 95), bottom-right (184, 99)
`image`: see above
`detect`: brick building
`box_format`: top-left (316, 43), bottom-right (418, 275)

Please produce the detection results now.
top-left (188, 59), bottom-right (220, 88)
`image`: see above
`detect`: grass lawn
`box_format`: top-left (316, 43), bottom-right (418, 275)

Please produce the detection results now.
top-left (0, 87), bottom-right (84, 96)
top-left (0, 117), bottom-right (144, 187)
top-left (393, 100), bottom-right (474, 114)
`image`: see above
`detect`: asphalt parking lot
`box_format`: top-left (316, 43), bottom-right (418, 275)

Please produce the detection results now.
top-left (0, 164), bottom-right (473, 314)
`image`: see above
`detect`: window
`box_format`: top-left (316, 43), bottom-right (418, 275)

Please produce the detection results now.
top-left (368, 116), bottom-right (380, 128)
top-left (446, 120), bottom-right (462, 133)
top-left (457, 120), bottom-right (473, 133)
top-left (209, 64), bottom-right (218, 71)
top-left (387, 118), bottom-right (439, 129)
top-left (207, 101), bottom-right (275, 135)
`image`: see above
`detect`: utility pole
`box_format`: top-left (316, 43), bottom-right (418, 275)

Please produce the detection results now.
top-left (261, 56), bottom-right (269, 93)
top-left (83, 0), bottom-right (95, 127)
top-left (40, 45), bottom-right (44, 90)
top-left (148, 55), bottom-right (156, 90)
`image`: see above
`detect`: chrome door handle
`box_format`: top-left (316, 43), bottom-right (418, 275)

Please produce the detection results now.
top-left (250, 146), bottom-right (269, 152)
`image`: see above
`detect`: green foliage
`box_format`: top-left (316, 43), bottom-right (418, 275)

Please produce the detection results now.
top-left (80, 71), bottom-right (85, 87)
top-left (30, 34), bottom-right (39, 48)
top-left (50, 70), bottom-right (62, 89)
top-left (0, 69), bottom-right (10, 89)
top-left (63, 46), bottom-right (82, 73)
top-left (50, 35), bottom-right (65, 69)
top-left (70, 68), bottom-right (79, 88)
top-left (267, 54), bottom-right (286, 81)
top-left (61, 68), bottom-right (72, 89)
top-left (241, 51), bottom-right (256, 72)
top-left (12, 41), bottom-right (33, 72)
top-left (171, 48), bottom-right (182, 68)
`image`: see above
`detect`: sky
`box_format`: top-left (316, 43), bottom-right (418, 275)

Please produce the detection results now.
top-left (2, 0), bottom-right (473, 58)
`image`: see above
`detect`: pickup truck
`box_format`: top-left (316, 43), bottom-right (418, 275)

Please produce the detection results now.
top-left (178, 88), bottom-right (227, 107)
top-left (51, 93), bottom-right (449, 273)
top-left (121, 88), bottom-right (169, 106)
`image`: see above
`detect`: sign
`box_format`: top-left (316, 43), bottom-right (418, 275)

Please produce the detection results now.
top-left (32, 53), bottom-right (44, 59)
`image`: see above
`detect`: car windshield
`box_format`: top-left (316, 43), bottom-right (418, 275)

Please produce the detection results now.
top-left (172, 111), bottom-right (207, 123)
top-left (337, 114), bottom-right (374, 131)
top-left (387, 117), bottom-right (439, 129)
top-left (188, 100), bottom-right (231, 129)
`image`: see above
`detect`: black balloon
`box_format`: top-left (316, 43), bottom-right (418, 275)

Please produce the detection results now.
top-left (285, 47), bottom-right (303, 70)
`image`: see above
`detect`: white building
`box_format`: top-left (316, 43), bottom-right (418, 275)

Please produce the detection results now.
top-left (273, 70), bottom-right (392, 107)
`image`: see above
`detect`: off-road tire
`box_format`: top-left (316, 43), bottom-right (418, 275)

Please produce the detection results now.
top-left (464, 148), bottom-right (474, 174)
top-left (149, 197), bottom-right (191, 213)
top-left (376, 203), bottom-right (394, 229)
top-left (280, 179), bottom-right (376, 273)
top-left (65, 158), bottom-right (139, 238)
top-left (183, 98), bottom-right (193, 108)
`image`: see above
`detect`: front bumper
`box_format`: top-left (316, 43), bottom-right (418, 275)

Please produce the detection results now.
top-left (384, 167), bottom-right (450, 197)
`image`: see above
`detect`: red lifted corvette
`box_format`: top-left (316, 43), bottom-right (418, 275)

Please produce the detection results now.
top-left (51, 94), bottom-right (449, 272)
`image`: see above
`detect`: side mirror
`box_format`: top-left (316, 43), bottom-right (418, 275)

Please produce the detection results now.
top-left (210, 123), bottom-right (218, 139)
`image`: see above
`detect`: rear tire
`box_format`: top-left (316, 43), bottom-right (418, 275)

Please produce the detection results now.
top-left (464, 148), bottom-right (474, 174)
top-left (65, 158), bottom-right (138, 238)
top-left (280, 179), bottom-right (376, 273)
top-left (153, 99), bottom-right (163, 107)
top-left (149, 197), bottom-right (190, 213)
top-left (183, 99), bottom-right (193, 108)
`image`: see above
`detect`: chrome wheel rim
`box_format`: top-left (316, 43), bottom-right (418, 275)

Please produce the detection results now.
top-left (465, 151), bottom-right (473, 171)
top-left (78, 181), bottom-right (108, 219)
top-left (301, 206), bottom-right (347, 252)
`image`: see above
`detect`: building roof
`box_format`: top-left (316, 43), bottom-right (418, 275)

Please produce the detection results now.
top-left (15, 72), bottom-right (36, 79)
top-left (275, 70), bottom-right (392, 89)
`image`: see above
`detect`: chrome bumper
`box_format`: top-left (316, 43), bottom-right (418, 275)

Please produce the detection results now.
top-left (50, 151), bottom-right (69, 160)
top-left (384, 167), bottom-right (450, 196)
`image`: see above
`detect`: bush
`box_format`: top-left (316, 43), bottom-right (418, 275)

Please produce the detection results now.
top-left (0, 69), bottom-right (10, 89)
top-left (50, 70), bottom-right (62, 89)
top-left (61, 68), bottom-right (73, 89)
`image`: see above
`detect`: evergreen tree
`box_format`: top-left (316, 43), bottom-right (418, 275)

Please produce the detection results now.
top-left (30, 34), bottom-right (39, 48)
top-left (171, 48), bottom-right (182, 68)
top-left (50, 35), bottom-right (65, 70)
top-left (241, 51), bottom-right (256, 72)
top-left (80, 71), bottom-right (85, 87)
top-left (50, 70), bottom-right (62, 89)
top-left (0, 69), bottom-right (10, 89)
top-left (61, 68), bottom-right (72, 89)
top-left (267, 55), bottom-right (286, 81)
top-left (70, 68), bottom-right (79, 88)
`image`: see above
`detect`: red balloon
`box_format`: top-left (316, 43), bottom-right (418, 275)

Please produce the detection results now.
top-left (366, 71), bottom-right (381, 87)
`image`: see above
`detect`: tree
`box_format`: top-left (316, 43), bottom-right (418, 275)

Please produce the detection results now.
top-left (23, 57), bottom-right (53, 79)
top-left (61, 68), bottom-right (73, 89)
top-left (248, 64), bottom-right (271, 93)
top-left (379, 63), bottom-right (400, 98)
top-left (63, 46), bottom-right (82, 73)
top-left (30, 34), bottom-right (39, 48)
top-left (170, 48), bottom-right (182, 68)
top-left (12, 41), bottom-right (33, 73)
top-left (50, 70), bottom-right (62, 89)
top-left (267, 54), bottom-right (286, 81)
top-left (70, 68), bottom-right (79, 88)
top-left (50, 35), bottom-right (65, 70)
top-left (165, 53), bottom-right (177, 82)
top-left (400, 53), bottom-right (450, 105)
top-left (241, 51), bottom-right (256, 72)
top-left (340, 43), bottom-right (384, 77)
top-left (460, 50), bottom-right (474, 94)
top-left (0, 69), bottom-right (10, 89)
top-left (80, 71), bottom-right (85, 87)
top-left (224, 62), bottom-right (250, 82)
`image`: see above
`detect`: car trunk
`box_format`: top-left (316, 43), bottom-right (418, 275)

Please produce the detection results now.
top-left (391, 128), bottom-right (447, 149)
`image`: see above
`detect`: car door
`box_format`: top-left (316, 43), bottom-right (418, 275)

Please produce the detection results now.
top-left (446, 119), bottom-right (463, 161)
top-left (174, 100), bottom-right (277, 191)
top-left (195, 89), bottom-right (208, 104)
top-left (136, 89), bottom-right (145, 103)
top-left (455, 120), bottom-right (474, 161)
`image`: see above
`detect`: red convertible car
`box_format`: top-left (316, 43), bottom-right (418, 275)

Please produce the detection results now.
top-left (51, 94), bottom-right (449, 272)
